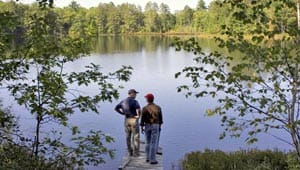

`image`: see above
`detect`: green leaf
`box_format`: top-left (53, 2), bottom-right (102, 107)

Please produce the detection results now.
top-left (206, 109), bottom-right (215, 117)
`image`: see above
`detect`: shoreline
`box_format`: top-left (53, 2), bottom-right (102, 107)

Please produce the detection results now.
top-left (97, 32), bottom-right (219, 38)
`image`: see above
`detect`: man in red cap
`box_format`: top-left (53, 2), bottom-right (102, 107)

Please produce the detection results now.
top-left (115, 89), bottom-right (141, 157)
top-left (140, 93), bottom-right (163, 164)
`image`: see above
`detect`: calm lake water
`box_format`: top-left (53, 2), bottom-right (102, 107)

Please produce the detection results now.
top-left (7, 36), bottom-right (293, 169)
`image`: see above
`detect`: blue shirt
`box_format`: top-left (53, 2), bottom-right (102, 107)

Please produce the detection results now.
top-left (115, 97), bottom-right (141, 118)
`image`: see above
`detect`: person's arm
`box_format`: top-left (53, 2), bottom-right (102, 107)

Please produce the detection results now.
top-left (135, 108), bottom-right (141, 118)
top-left (115, 103), bottom-right (124, 115)
top-left (140, 107), bottom-right (146, 133)
top-left (134, 101), bottom-right (141, 118)
top-left (158, 107), bottom-right (163, 130)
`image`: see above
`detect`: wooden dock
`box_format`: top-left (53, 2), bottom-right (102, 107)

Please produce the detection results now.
top-left (118, 141), bottom-right (163, 170)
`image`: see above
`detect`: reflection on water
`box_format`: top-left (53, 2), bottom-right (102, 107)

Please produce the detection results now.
top-left (92, 35), bottom-right (174, 54)
top-left (8, 36), bottom-right (293, 170)
top-left (91, 35), bottom-right (220, 54)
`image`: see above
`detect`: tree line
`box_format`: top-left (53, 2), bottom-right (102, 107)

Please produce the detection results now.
top-left (3, 0), bottom-right (293, 38)
top-left (0, 0), bottom-right (232, 38)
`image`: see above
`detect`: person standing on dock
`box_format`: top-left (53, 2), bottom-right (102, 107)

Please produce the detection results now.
top-left (115, 89), bottom-right (141, 157)
top-left (140, 93), bottom-right (163, 164)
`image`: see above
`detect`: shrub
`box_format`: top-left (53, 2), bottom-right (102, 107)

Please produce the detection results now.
top-left (181, 149), bottom-right (291, 170)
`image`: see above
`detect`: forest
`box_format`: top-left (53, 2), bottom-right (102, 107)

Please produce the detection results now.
top-left (0, 0), bottom-right (234, 37)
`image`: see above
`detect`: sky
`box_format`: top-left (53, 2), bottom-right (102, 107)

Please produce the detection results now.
top-left (19, 0), bottom-right (213, 12)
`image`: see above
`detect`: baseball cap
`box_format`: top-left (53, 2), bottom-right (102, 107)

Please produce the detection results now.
top-left (144, 93), bottom-right (154, 101)
top-left (128, 89), bottom-right (139, 94)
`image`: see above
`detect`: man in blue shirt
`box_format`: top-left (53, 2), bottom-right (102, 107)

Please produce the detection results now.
top-left (115, 89), bottom-right (141, 157)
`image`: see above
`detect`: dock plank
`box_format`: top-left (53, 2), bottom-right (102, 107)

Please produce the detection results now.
top-left (119, 141), bottom-right (163, 170)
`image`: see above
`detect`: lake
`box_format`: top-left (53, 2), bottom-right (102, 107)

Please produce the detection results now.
top-left (7, 36), bottom-right (293, 169)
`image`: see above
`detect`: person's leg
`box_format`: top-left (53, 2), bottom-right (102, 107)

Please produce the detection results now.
top-left (149, 124), bottom-right (159, 164)
top-left (156, 128), bottom-right (160, 154)
top-left (144, 124), bottom-right (151, 161)
top-left (132, 119), bottom-right (140, 156)
top-left (125, 118), bottom-right (133, 156)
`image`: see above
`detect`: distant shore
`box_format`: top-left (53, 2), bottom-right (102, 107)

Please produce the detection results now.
top-left (97, 32), bottom-right (219, 38)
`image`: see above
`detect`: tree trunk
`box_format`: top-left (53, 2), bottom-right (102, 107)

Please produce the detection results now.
top-left (34, 115), bottom-right (42, 156)
top-left (290, 83), bottom-right (300, 163)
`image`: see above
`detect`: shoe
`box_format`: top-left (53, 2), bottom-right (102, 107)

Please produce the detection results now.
top-left (150, 161), bottom-right (158, 164)
top-left (146, 159), bottom-right (149, 162)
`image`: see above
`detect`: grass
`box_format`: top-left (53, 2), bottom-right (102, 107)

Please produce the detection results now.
top-left (181, 149), bottom-right (300, 170)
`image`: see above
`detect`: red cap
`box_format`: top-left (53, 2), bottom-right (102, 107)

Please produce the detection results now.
top-left (144, 93), bottom-right (154, 101)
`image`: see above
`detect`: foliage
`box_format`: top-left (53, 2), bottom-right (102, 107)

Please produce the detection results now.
top-left (174, 0), bottom-right (300, 165)
top-left (16, 0), bottom-right (53, 8)
top-left (286, 152), bottom-right (300, 170)
top-left (181, 149), bottom-right (292, 170)
top-left (196, 0), bottom-right (206, 10)
top-left (0, 2), bottom-right (132, 169)
top-left (0, 102), bottom-right (39, 169)
top-left (175, 5), bottom-right (194, 27)
top-left (0, 143), bottom-right (44, 169)
top-left (144, 2), bottom-right (160, 32)
top-left (9, 0), bottom-right (291, 35)
top-left (159, 3), bottom-right (175, 33)
top-left (40, 129), bottom-right (115, 168)
top-left (0, 103), bottom-right (17, 144)
top-left (1, 0), bottom-right (237, 35)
